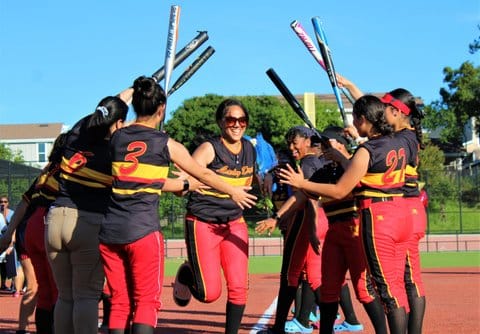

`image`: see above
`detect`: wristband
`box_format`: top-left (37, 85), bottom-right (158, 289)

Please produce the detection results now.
top-left (270, 212), bottom-right (281, 221)
top-left (182, 179), bottom-right (190, 192)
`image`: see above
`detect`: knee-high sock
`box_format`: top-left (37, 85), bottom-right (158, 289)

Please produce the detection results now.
top-left (273, 277), bottom-right (297, 333)
top-left (339, 283), bottom-right (360, 325)
top-left (407, 296), bottom-right (426, 334)
top-left (131, 323), bottom-right (154, 334)
top-left (319, 301), bottom-right (339, 334)
top-left (297, 280), bottom-right (316, 327)
top-left (225, 302), bottom-right (246, 334)
top-left (363, 297), bottom-right (388, 334)
top-left (293, 281), bottom-right (303, 318)
top-left (386, 307), bottom-right (407, 334)
top-left (35, 307), bottom-right (54, 334)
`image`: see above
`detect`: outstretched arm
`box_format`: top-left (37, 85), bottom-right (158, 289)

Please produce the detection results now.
top-left (168, 139), bottom-right (256, 209)
top-left (336, 74), bottom-right (364, 100)
top-left (0, 199), bottom-right (29, 252)
top-left (279, 147), bottom-right (370, 200)
top-left (255, 191), bottom-right (307, 235)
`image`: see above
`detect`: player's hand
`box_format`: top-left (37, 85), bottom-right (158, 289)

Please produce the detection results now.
top-left (278, 164), bottom-right (305, 189)
top-left (230, 187), bottom-right (257, 210)
top-left (255, 218), bottom-right (276, 235)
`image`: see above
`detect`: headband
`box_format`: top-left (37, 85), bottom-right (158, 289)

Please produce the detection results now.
top-left (380, 93), bottom-right (411, 115)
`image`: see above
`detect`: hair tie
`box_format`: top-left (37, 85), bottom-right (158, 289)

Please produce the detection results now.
top-left (96, 106), bottom-right (109, 118)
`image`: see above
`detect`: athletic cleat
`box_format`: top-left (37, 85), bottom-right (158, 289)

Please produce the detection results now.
top-left (284, 318), bottom-right (313, 334)
top-left (334, 320), bottom-right (364, 332)
top-left (173, 261), bottom-right (192, 307)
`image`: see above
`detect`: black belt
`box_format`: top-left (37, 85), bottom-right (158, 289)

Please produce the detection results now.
top-left (371, 197), bottom-right (394, 203)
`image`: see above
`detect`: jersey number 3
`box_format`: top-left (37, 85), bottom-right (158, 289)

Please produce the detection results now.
top-left (119, 141), bottom-right (147, 175)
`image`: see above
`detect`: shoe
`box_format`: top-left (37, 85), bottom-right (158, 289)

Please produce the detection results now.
top-left (173, 261), bottom-right (192, 307)
top-left (309, 310), bottom-right (320, 323)
top-left (12, 291), bottom-right (20, 298)
top-left (334, 321), bottom-right (364, 332)
top-left (284, 318), bottom-right (313, 334)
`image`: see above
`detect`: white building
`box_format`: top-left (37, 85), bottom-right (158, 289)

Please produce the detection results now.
top-left (0, 123), bottom-right (65, 168)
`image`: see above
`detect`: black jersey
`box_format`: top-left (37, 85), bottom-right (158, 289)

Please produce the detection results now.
top-left (54, 116), bottom-right (112, 212)
top-left (300, 154), bottom-right (325, 179)
top-left (353, 135), bottom-right (407, 198)
top-left (396, 129), bottom-right (420, 197)
top-left (100, 124), bottom-right (171, 244)
top-left (309, 161), bottom-right (358, 223)
top-left (187, 136), bottom-right (256, 223)
top-left (30, 163), bottom-right (61, 208)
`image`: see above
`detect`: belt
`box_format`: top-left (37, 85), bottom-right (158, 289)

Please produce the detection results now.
top-left (356, 196), bottom-right (396, 209)
top-left (371, 197), bottom-right (394, 203)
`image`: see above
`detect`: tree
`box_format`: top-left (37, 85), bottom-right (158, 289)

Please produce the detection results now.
top-left (423, 61), bottom-right (480, 146)
top-left (0, 143), bottom-right (24, 162)
top-left (417, 141), bottom-right (453, 208)
top-left (164, 94), bottom-right (341, 152)
top-left (468, 25), bottom-right (480, 54)
top-left (423, 29), bottom-right (480, 147)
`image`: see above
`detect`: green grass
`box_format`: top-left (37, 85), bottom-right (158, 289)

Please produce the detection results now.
top-left (164, 251), bottom-right (480, 277)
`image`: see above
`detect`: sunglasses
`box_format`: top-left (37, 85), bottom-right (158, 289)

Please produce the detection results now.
top-left (0, 201), bottom-right (7, 203)
top-left (224, 116), bottom-right (248, 128)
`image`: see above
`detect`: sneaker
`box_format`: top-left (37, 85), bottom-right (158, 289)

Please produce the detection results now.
top-left (334, 320), bottom-right (364, 332)
top-left (173, 261), bottom-right (192, 307)
top-left (12, 291), bottom-right (20, 298)
top-left (284, 318), bottom-right (313, 334)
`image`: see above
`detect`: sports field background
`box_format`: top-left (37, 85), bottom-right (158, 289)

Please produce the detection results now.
top-left (1, 251), bottom-right (478, 333)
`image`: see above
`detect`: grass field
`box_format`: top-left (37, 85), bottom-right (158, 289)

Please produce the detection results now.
top-left (163, 251), bottom-right (480, 276)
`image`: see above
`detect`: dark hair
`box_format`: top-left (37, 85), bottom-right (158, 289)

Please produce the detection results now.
top-left (387, 88), bottom-right (424, 149)
top-left (86, 96), bottom-right (128, 143)
top-left (353, 95), bottom-right (393, 136)
top-left (215, 98), bottom-right (249, 125)
top-left (48, 132), bottom-right (69, 164)
top-left (321, 126), bottom-right (349, 147)
top-left (132, 76), bottom-right (166, 117)
top-left (285, 126), bottom-right (315, 144)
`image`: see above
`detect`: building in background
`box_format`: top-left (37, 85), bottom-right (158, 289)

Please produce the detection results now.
top-left (0, 123), bottom-right (65, 168)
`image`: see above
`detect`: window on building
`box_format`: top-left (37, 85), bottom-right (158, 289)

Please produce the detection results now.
top-left (38, 143), bottom-right (46, 162)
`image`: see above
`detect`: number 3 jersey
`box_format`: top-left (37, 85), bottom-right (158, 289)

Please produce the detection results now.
top-left (100, 124), bottom-right (171, 244)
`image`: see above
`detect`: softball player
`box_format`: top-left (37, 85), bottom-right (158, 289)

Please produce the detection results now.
top-left (256, 126), bottom-right (328, 334)
top-left (101, 83), bottom-right (255, 334)
top-left (280, 95), bottom-right (413, 334)
top-left (0, 135), bottom-right (67, 334)
top-left (311, 126), bottom-right (386, 334)
top-left (172, 99), bottom-right (256, 334)
top-left (382, 88), bottom-right (427, 334)
top-left (45, 92), bottom-right (130, 334)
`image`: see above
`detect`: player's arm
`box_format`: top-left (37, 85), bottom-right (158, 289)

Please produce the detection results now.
top-left (280, 148), bottom-right (369, 200)
top-left (255, 190), bottom-right (307, 235)
top-left (168, 139), bottom-right (256, 209)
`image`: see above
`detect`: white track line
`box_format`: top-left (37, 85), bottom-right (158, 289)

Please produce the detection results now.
top-left (250, 296), bottom-right (278, 333)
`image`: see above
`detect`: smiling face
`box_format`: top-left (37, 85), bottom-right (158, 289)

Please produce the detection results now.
top-left (220, 105), bottom-right (248, 143)
top-left (287, 135), bottom-right (311, 161)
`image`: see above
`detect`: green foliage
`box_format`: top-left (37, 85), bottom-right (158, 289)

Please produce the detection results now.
top-left (0, 143), bottom-right (24, 163)
top-left (423, 61), bottom-right (480, 146)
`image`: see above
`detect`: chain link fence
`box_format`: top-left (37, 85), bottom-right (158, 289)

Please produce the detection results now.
top-left (1, 160), bottom-right (479, 240)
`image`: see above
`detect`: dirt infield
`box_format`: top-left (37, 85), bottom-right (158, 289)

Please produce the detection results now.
top-left (0, 267), bottom-right (478, 333)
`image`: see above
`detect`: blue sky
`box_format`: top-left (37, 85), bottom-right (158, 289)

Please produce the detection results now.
top-left (0, 0), bottom-right (478, 128)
